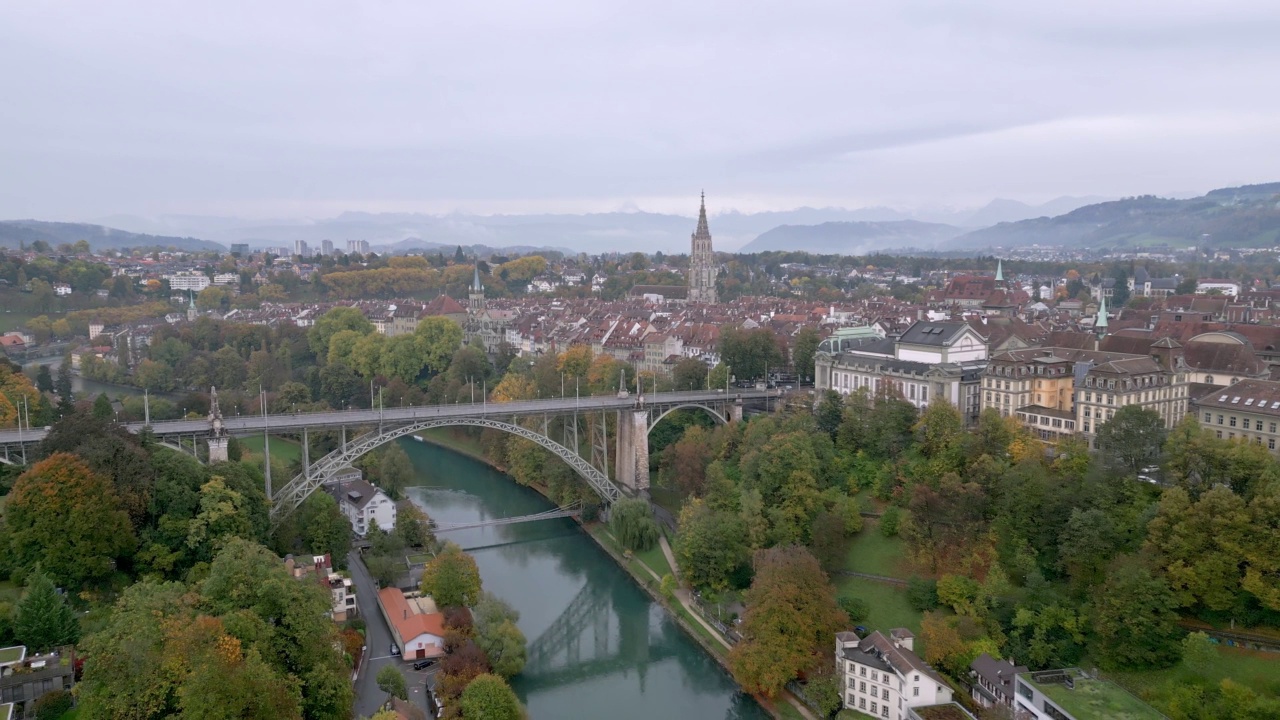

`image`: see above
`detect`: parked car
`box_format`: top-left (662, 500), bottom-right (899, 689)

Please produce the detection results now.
top-left (413, 658), bottom-right (438, 671)
top-left (390, 644), bottom-right (400, 656)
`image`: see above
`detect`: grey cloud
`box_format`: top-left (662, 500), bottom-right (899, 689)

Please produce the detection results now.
top-left (1, 1), bottom-right (1278, 221)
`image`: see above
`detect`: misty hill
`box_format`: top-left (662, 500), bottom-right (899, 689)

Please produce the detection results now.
top-left (89, 203), bottom-right (1054, 255)
top-left (740, 220), bottom-right (963, 254)
top-left (960, 195), bottom-right (1109, 228)
top-left (0, 220), bottom-right (224, 252)
top-left (950, 183), bottom-right (1280, 250)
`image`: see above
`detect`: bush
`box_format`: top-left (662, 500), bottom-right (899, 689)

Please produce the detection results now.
top-left (659, 574), bottom-right (676, 600)
top-left (610, 498), bottom-right (660, 552)
top-left (33, 689), bottom-right (73, 720)
top-left (906, 577), bottom-right (939, 612)
top-left (879, 506), bottom-right (901, 537)
top-left (838, 595), bottom-right (870, 624)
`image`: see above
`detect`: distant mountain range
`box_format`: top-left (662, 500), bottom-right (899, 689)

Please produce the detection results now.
top-left (949, 182), bottom-right (1280, 250)
top-left (5, 184), bottom-right (1276, 256)
top-left (0, 220), bottom-right (224, 252)
top-left (740, 220), bottom-right (963, 254)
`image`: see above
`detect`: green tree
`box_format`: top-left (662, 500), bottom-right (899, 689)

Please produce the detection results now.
top-left (414, 316), bottom-right (464, 376)
top-left (675, 499), bottom-right (750, 591)
top-left (792, 326), bottom-right (820, 382)
top-left (473, 593), bottom-right (527, 677)
top-left (5, 452), bottom-right (136, 588)
top-left (309, 306), bottom-right (374, 357)
top-left (729, 546), bottom-right (847, 697)
top-left (54, 359), bottom-right (73, 414)
top-left (1097, 404), bottom-right (1166, 474)
top-left (1180, 631), bottom-right (1217, 678)
top-left (93, 392), bottom-right (114, 420)
top-left (14, 568), bottom-right (80, 652)
top-left (708, 362), bottom-right (730, 391)
top-left (186, 477), bottom-right (257, 563)
top-left (609, 498), bottom-right (660, 551)
top-left (376, 443), bottom-right (414, 500)
top-left (672, 357), bottom-right (709, 391)
top-left (459, 673), bottom-right (522, 720)
top-left (421, 542), bottom-right (483, 608)
top-left (34, 365), bottom-right (53, 393)
top-left (376, 664), bottom-right (408, 701)
top-left (1092, 557), bottom-right (1182, 669)
top-left (1058, 507), bottom-right (1120, 589)
top-left (1144, 485), bottom-right (1250, 611)
top-left (814, 390), bottom-right (843, 440)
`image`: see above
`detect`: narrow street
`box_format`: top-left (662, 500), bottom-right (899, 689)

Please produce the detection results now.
top-left (348, 551), bottom-right (436, 718)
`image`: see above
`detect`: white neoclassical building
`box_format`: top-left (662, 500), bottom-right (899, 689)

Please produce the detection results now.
top-left (836, 629), bottom-right (953, 719)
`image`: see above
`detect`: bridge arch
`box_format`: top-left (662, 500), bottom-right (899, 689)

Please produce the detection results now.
top-left (646, 403), bottom-right (729, 434)
top-left (270, 417), bottom-right (621, 525)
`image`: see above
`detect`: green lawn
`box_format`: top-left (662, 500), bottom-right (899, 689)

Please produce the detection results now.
top-left (59, 708), bottom-right (81, 720)
top-left (1028, 673), bottom-right (1163, 720)
top-left (634, 541), bottom-right (673, 578)
top-left (0, 646), bottom-right (23, 663)
top-left (239, 435), bottom-right (302, 465)
top-left (835, 577), bottom-right (924, 651)
top-left (842, 519), bottom-right (911, 578)
top-left (1112, 645), bottom-right (1280, 710)
top-left (0, 310), bottom-right (39, 334)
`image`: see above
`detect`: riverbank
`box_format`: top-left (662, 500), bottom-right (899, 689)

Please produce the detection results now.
top-left (413, 430), bottom-right (809, 720)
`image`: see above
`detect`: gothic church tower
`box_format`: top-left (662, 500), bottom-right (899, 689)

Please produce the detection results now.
top-left (688, 192), bottom-right (717, 304)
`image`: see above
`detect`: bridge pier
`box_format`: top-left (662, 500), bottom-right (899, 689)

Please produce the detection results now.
top-left (614, 410), bottom-right (650, 496)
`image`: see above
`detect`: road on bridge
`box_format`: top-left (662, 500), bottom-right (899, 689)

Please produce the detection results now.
top-left (0, 388), bottom-right (776, 447)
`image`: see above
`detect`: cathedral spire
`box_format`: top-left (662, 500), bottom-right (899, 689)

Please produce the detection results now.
top-left (688, 191), bottom-right (717, 304)
top-left (995, 259), bottom-right (1004, 282)
top-left (695, 190), bottom-right (710, 239)
top-left (1096, 294), bottom-right (1109, 332)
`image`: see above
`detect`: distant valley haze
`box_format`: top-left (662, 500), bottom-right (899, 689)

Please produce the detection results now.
top-left (2, 2), bottom-right (1278, 253)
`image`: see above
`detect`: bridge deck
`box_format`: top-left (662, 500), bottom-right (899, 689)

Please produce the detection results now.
top-left (0, 389), bottom-right (774, 447)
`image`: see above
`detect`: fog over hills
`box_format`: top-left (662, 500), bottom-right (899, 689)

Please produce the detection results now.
top-left (82, 195), bottom-right (1105, 255)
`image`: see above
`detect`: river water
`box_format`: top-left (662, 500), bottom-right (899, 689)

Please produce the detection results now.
top-left (400, 438), bottom-right (768, 720)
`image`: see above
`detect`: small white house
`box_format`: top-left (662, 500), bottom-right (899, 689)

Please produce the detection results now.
top-left (1195, 278), bottom-right (1240, 297)
top-left (338, 478), bottom-right (396, 536)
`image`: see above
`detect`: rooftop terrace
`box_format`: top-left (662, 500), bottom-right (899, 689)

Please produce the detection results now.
top-left (1025, 670), bottom-right (1165, 720)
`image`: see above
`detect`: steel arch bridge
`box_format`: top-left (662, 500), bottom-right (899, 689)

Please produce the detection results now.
top-left (270, 416), bottom-right (619, 525)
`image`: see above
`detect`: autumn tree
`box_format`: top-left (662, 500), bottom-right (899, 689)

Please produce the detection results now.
top-left (1144, 485), bottom-right (1251, 611)
top-left (729, 546), bottom-right (847, 697)
top-left (5, 452), bottom-right (136, 588)
top-left (675, 498), bottom-right (750, 591)
top-left (421, 542), bottom-right (483, 608)
top-left (660, 424), bottom-right (714, 498)
top-left (672, 357), bottom-right (709, 391)
top-left (460, 673), bottom-right (523, 720)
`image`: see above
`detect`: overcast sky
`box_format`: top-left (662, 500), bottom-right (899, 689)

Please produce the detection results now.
top-left (2, 1), bottom-right (1278, 222)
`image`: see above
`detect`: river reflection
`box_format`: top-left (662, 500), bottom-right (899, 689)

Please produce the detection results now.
top-left (400, 438), bottom-right (768, 720)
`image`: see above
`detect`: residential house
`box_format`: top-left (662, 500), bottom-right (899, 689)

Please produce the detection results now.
top-left (378, 588), bottom-right (447, 661)
top-left (0, 646), bottom-right (76, 716)
top-left (338, 478), bottom-right (397, 536)
top-left (968, 653), bottom-right (1027, 710)
top-left (286, 553), bottom-right (357, 621)
top-left (835, 629), bottom-right (953, 720)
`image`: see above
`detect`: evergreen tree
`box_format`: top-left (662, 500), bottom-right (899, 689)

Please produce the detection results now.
top-left (454, 245), bottom-right (466, 263)
top-left (15, 569), bottom-right (80, 652)
top-left (54, 359), bottom-right (74, 414)
top-left (34, 365), bottom-right (53, 394)
top-left (93, 393), bottom-right (113, 420)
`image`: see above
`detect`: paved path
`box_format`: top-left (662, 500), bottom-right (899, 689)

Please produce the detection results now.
top-left (655, 537), bottom-right (818, 720)
top-left (348, 552), bottom-right (437, 718)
